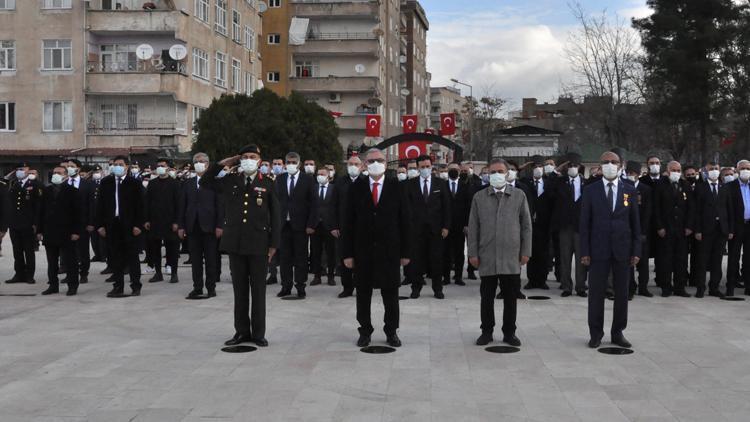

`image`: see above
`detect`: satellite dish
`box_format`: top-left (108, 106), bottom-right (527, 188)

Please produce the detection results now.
top-left (258, 1), bottom-right (268, 12)
top-left (399, 55), bottom-right (407, 64)
top-left (136, 44), bottom-right (154, 60)
top-left (367, 97), bottom-right (382, 107)
top-left (400, 88), bottom-right (410, 96)
top-left (354, 64), bottom-right (366, 74)
top-left (168, 44), bottom-right (187, 61)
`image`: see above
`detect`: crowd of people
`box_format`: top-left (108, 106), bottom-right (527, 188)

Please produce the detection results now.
top-left (0, 146), bottom-right (747, 350)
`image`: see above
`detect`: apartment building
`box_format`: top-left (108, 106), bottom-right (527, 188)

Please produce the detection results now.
top-left (401, 0), bottom-right (429, 132)
top-left (430, 86), bottom-right (465, 139)
top-left (0, 0), bottom-right (263, 166)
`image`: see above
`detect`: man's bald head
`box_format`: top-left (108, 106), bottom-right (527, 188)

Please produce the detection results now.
top-left (667, 161), bottom-right (682, 173)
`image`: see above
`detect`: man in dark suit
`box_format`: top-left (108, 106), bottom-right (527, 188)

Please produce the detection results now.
top-left (207, 144), bottom-right (281, 348)
top-left (62, 159), bottom-right (95, 284)
top-left (726, 160), bottom-right (750, 297)
top-left (96, 156), bottom-right (145, 297)
top-left (653, 161), bottom-right (695, 297)
top-left (89, 166), bottom-right (107, 263)
top-left (310, 167), bottom-right (339, 286)
top-left (405, 155), bottom-right (451, 299)
top-left (552, 159), bottom-right (587, 297)
top-left (693, 161), bottom-right (733, 298)
top-left (178, 152), bottom-right (224, 299)
top-left (580, 151), bottom-right (641, 349)
top-left (145, 158), bottom-right (181, 284)
top-left (442, 162), bottom-right (471, 286)
top-left (335, 155), bottom-right (364, 298)
top-left (38, 166), bottom-right (81, 296)
top-left (638, 156), bottom-right (666, 291)
top-left (625, 161), bottom-right (654, 298)
top-left (274, 152), bottom-right (317, 298)
top-left (5, 162), bottom-right (41, 284)
top-left (524, 157), bottom-right (555, 290)
top-left (343, 148), bottom-right (410, 348)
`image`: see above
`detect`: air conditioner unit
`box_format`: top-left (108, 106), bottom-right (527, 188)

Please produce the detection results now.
top-left (328, 93), bottom-right (342, 103)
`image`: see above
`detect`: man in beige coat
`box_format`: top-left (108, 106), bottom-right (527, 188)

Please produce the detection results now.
top-left (468, 158), bottom-right (532, 347)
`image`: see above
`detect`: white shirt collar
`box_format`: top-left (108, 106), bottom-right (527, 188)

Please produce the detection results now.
top-left (603, 177), bottom-right (619, 188)
top-left (369, 176), bottom-right (384, 185)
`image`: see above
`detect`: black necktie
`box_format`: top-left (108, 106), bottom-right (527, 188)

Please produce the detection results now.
top-left (607, 182), bottom-right (614, 212)
top-left (451, 181), bottom-right (456, 196)
top-left (712, 183), bottom-right (718, 198)
top-left (289, 175), bottom-right (295, 194)
top-left (423, 179), bottom-right (429, 202)
top-left (535, 180), bottom-right (540, 196)
top-left (319, 186), bottom-right (324, 200)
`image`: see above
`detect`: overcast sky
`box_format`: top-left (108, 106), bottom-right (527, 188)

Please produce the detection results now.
top-left (423, 0), bottom-right (652, 110)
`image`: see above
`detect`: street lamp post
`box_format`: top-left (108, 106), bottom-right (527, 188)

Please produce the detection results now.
top-left (450, 78), bottom-right (474, 160)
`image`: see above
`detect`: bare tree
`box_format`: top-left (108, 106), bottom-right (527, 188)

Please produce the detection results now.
top-left (461, 83), bottom-right (507, 160)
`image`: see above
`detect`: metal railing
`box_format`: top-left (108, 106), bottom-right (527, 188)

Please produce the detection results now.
top-left (87, 59), bottom-right (187, 75)
top-left (88, 0), bottom-right (165, 10)
top-left (306, 32), bottom-right (377, 40)
top-left (87, 122), bottom-right (177, 135)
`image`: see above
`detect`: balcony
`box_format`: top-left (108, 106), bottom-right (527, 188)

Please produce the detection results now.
top-left (336, 115), bottom-right (366, 131)
top-left (292, 1), bottom-right (380, 20)
top-left (294, 33), bottom-right (379, 57)
top-left (86, 94), bottom-right (182, 138)
top-left (289, 76), bottom-right (379, 93)
top-left (87, 8), bottom-right (180, 34)
top-left (86, 60), bottom-right (188, 96)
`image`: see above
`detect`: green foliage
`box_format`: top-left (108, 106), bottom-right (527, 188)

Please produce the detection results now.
top-left (192, 89), bottom-right (342, 164)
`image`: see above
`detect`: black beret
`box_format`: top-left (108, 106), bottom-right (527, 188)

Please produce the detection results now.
top-left (92, 165), bottom-right (102, 171)
top-left (626, 160), bottom-right (641, 175)
top-left (239, 144), bottom-right (261, 155)
top-left (530, 155), bottom-right (544, 166)
top-left (17, 162), bottom-right (29, 168)
top-left (565, 152), bottom-right (582, 166)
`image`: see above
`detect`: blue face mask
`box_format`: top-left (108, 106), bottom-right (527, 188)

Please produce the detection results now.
top-left (260, 165), bottom-right (269, 175)
top-left (15, 170), bottom-right (26, 180)
top-left (111, 165), bottom-right (125, 177)
top-left (272, 164), bottom-right (283, 175)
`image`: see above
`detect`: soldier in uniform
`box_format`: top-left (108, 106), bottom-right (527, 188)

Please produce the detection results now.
top-left (206, 145), bottom-right (281, 348)
top-left (5, 162), bottom-right (41, 284)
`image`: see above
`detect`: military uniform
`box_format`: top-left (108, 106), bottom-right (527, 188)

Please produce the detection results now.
top-left (6, 176), bottom-right (42, 283)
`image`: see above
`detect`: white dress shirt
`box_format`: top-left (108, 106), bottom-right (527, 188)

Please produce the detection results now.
top-left (68, 175), bottom-right (80, 189)
top-left (533, 177), bottom-right (544, 196)
top-left (569, 176), bottom-right (581, 202)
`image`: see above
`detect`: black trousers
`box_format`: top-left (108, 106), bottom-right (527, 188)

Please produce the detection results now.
top-left (310, 223), bottom-right (335, 277)
top-left (409, 225), bottom-right (444, 294)
top-left (229, 253), bottom-right (267, 339)
top-left (589, 259), bottom-right (629, 340)
top-left (280, 223), bottom-right (309, 289)
top-left (356, 285), bottom-right (399, 336)
top-left (91, 229), bottom-right (106, 259)
top-left (656, 231), bottom-right (688, 292)
top-left (337, 238), bottom-right (354, 292)
top-left (10, 227), bottom-right (35, 281)
top-left (442, 225), bottom-right (466, 282)
top-left (629, 236), bottom-right (650, 293)
top-left (107, 219), bottom-right (141, 291)
top-left (45, 241), bottom-right (78, 289)
top-left (698, 226), bottom-right (727, 291)
top-left (188, 230), bottom-right (218, 291)
top-left (527, 223), bottom-right (550, 286)
top-left (480, 274), bottom-right (520, 336)
top-left (74, 230), bottom-right (91, 277)
top-left (147, 231), bottom-right (179, 276)
top-left (728, 221), bottom-right (750, 289)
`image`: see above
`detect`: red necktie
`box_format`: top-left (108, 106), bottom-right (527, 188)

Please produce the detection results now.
top-left (372, 182), bottom-right (379, 206)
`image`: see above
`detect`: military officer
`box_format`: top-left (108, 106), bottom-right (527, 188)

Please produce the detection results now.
top-left (6, 162), bottom-right (41, 284)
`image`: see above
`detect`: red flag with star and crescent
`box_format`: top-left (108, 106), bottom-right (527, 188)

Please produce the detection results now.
top-left (365, 114), bottom-right (381, 137)
top-left (440, 112), bottom-right (456, 136)
top-left (402, 114), bottom-right (418, 134)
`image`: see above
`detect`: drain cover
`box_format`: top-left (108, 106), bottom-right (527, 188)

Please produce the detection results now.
top-left (598, 347), bottom-right (633, 355)
top-left (360, 346), bottom-right (396, 354)
top-left (527, 296), bottom-right (550, 300)
top-left (221, 345), bottom-right (257, 353)
top-left (485, 346), bottom-right (520, 354)
top-left (0, 294), bottom-right (37, 297)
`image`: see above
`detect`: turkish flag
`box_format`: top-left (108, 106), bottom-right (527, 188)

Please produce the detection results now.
top-left (402, 114), bottom-right (418, 133)
top-left (399, 141), bottom-right (429, 160)
top-left (440, 112), bottom-right (456, 135)
top-left (365, 114), bottom-right (381, 137)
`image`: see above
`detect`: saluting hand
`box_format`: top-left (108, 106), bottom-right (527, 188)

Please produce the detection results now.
top-left (218, 155), bottom-right (241, 167)
top-left (172, 224), bottom-right (179, 232)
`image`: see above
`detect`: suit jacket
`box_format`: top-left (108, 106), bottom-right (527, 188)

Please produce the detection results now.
top-left (336, 175), bottom-right (364, 226)
top-left (342, 176), bottom-right (411, 289)
top-left (38, 184), bottom-right (81, 245)
top-left (523, 176), bottom-right (555, 228)
top-left (446, 178), bottom-right (471, 229)
top-left (178, 175), bottom-right (224, 234)
top-left (65, 176), bottom-right (95, 227)
top-left (312, 183), bottom-right (339, 231)
top-left (639, 174), bottom-right (667, 188)
top-left (551, 175), bottom-right (584, 232)
top-left (579, 179), bottom-right (642, 261)
top-left (274, 172), bottom-right (318, 231)
top-left (694, 181), bottom-right (733, 236)
top-left (727, 179), bottom-right (749, 233)
top-left (653, 178), bottom-right (695, 234)
top-left (95, 175), bottom-right (145, 236)
top-left (634, 181), bottom-right (652, 236)
top-left (406, 176), bottom-right (451, 234)
top-left (145, 176), bottom-right (180, 236)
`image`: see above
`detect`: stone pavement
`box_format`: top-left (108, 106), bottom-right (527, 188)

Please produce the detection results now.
top-left (1, 236), bottom-right (750, 422)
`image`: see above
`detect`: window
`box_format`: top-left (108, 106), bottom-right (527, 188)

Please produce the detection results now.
top-left (244, 26), bottom-right (255, 51)
top-left (231, 58), bottom-right (241, 93)
top-left (267, 34), bottom-right (280, 45)
top-left (269, 0), bottom-right (280, 7)
top-left (192, 106), bottom-right (203, 134)
top-left (43, 101), bottom-right (72, 132)
top-left (99, 104), bottom-right (137, 130)
top-left (0, 41), bottom-right (14, 70)
top-left (232, 10), bottom-right (242, 43)
top-left (194, 0), bottom-right (209, 22)
top-left (0, 102), bottom-right (15, 131)
top-left (245, 72), bottom-right (255, 95)
top-left (0, 0), bottom-right (15, 10)
top-left (99, 44), bottom-right (136, 72)
top-left (215, 51), bottom-right (227, 87)
top-left (294, 60), bottom-right (318, 78)
top-left (267, 72), bottom-right (279, 83)
top-left (42, 39), bottom-right (72, 70)
top-left (215, 0), bottom-right (227, 36)
top-left (192, 48), bottom-right (209, 80)
top-left (41, 0), bottom-right (71, 9)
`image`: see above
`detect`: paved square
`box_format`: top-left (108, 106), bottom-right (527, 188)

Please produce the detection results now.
top-left (1, 237), bottom-right (749, 422)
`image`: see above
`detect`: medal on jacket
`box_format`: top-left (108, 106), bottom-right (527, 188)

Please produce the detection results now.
top-left (683, 192), bottom-right (687, 201)
top-left (254, 187), bottom-right (266, 206)
top-left (623, 193), bottom-right (629, 207)
top-left (256, 195), bottom-right (263, 206)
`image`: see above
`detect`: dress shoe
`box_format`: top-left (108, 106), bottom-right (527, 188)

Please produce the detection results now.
top-left (327, 276), bottom-right (336, 286)
top-left (169, 275), bottom-right (179, 283)
top-left (253, 338), bottom-right (269, 347)
top-left (148, 274), bottom-right (164, 283)
top-left (66, 287), bottom-right (78, 296)
top-left (503, 335), bottom-right (521, 347)
top-left (79, 275), bottom-right (88, 284)
top-left (517, 291), bottom-right (526, 299)
top-left (738, 281), bottom-right (746, 288)
top-left (266, 275), bottom-right (278, 285)
top-left (661, 289), bottom-right (672, 297)
top-left (628, 293), bottom-right (634, 301)
top-left (338, 290), bottom-right (353, 298)
top-left (605, 291), bottom-right (614, 300)
top-left (207, 289), bottom-right (216, 298)
top-left (638, 289), bottom-right (653, 297)
top-left (588, 338), bottom-right (601, 348)
top-left (297, 287), bottom-right (306, 298)
top-left (410, 290), bottom-right (420, 299)
top-left (100, 267), bottom-right (113, 275)
top-left (186, 290), bottom-right (203, 299)
top-left (310, 276), bottom-right (322, 286)
top-left (42, 286), bottom-right (59, 295)
top-left (386, 334), bottom-right (402, 347)
top-left (106, 289), bottom-right (126, 298)
top-left (561, 291), bottom-right (572, 297)
top-left (708, 289), bottom-right (725, 298)
top-left (131, 287), bottom-right (141, 296)
top-left (455, 279), bottom-right (466, 286)
top-left (467, 270), bottom-right (477, 280)
top-left (357, 334), bottom-right (371, 347)
top-left (277, 288), bottom-right (292, 297)
top-left (611, 334), bottom-right (632, 348)
top-left (576, 290), bottom-right (588, 298)
top-left (224, 333), bottom-right (252, 346)
top-left (695, 289), bottom-right (705, 298)
top-left (25, 279), bottom-right (36, 284)
top-left (434, 292), bottom-right (445, 299)
top-left (5, 277), bottom-right (23, 284)
top-left (476, 332), bottom-right (493, 346)
top-left (673, 290), bottom-right (691, 298)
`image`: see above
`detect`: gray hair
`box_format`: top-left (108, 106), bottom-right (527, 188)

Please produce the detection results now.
top-left (285, 151), bottom-right (301, 162)
top-left (489, 158), bottom-right (508, 169)
top-left (737, 159), bottom-right (750, 169)
top-left (365, 148), bottom-right (384, 158)
top-left (193, 152), bottom-right (209, 163)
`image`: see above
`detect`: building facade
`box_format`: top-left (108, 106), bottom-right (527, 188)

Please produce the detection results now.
top-left (401, 0), bottom-right (429, 132)
top-left (0, 0), bottom-right (263, 166)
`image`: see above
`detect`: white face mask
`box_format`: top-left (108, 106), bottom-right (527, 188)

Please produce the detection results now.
top-left (316, 175), bottom-right (328, 185)
top-left (740, 169), bottom-right (750, 182)
top-left (66, 167), bottom-right (78, 177)
top-left (397, 173), bottom-right (407, 181)
top-left (419, 168), bottom-right (432, 179)
top-left (601, 163), bottom-right (619, 180)
top-left (92, 172), bottom-right (102, 181)
top-left (156, 167), bottom-right (167, 176)
top-left (111, 165), bottom-right (125, 177)
top-left (367, 161), bottom-right (385, 177)
top-left (489, 173), bottom-right (506, 189)
top-left (627, 175), bottom-right (637, 183)
top-left (329, 170), bottom-right (335, 178)
top-left (15, 170), bottom-right (26, 179)
top-left (669, 171), bottom-right (682, 183)
top-left (724, 175), bottom-right (736, 183)
top-left (649, 164), bottom-right (660, 175)
top-left (51, 173), bottom-right (64, 185)
top-left (439, 172), bottom-right (448, 180)
top-left (193, 162), bottom-right (207, 174)
top-left (708, 169), bottom-right (721, 181)
top-left (407, 169), bottom-right (419, 179)
top-left (468, 168), bottom-right (474, 176)
top-left (543, 164), bottom-right (555, 175)
top-left (286, 163), bottom-right (299, 175)
top-left (507, 169), bottom-right (518, 182)
top-left (567, 167), bottom-right (579, 178)
top-left (304, 165), bottom-right (315, 174)
top-left (347, 165), bottom-right (361, 178)
top-left (240, 159), bottom-right (259, 174)
top-left (130, 167), bottom-right (140, 176)
top-left (142, 181), bottom-right (149, 188)
top-left (27, 173), bottom-right (37, 181)
top-left (362, 170), bottom-right (369, 176)
top-left (533, 167), bottom-right (543, 179)
top-left (168, 170), bottom-right (177, 179)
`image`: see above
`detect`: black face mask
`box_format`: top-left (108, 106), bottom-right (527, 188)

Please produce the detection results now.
top-left (686, 176), bottom-right (697, 183)
top-left (448, 169), bottom-right (459, 180)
